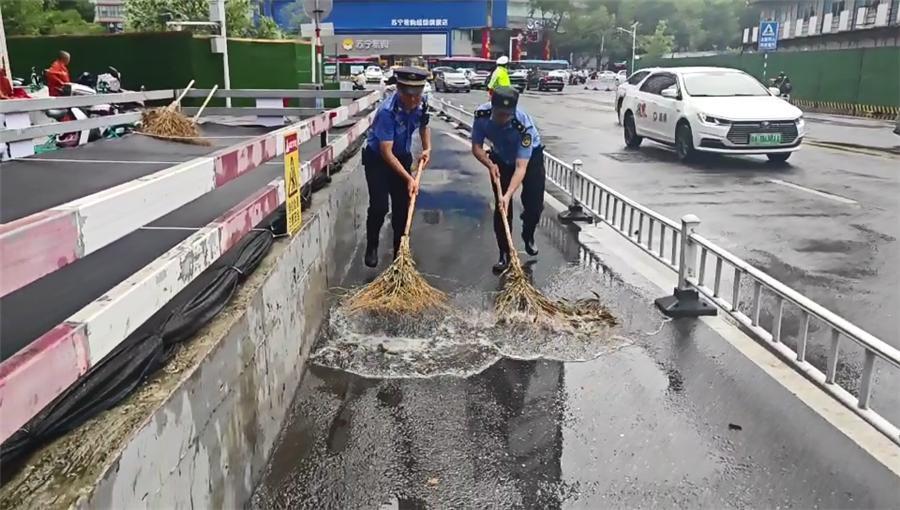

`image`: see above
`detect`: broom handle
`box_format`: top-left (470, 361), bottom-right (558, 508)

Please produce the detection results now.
top-left (491, 174), bottom-right (521, 266)
top-left (168, 80), bottom-right (196, 110)
top-left (193, 84), bottom-right (219, 121)
top-left (402, 158), bottom-right (427, 237)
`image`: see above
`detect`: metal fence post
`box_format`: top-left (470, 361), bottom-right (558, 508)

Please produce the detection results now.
top-left (558, 158), bottom-right (592, 223)
top-left (654, 214), bottom-right (717, 318)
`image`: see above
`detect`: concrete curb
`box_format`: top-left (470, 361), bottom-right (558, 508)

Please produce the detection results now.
top-left (0, 155), bottom-right (368, 509)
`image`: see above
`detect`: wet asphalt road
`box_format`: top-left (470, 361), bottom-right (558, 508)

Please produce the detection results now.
top-left (432, 88), bottom-right (899, 345)
top-left (250, 119), bottom-right (899, 509)
top-left (431, 87), bottom-right (900, 428)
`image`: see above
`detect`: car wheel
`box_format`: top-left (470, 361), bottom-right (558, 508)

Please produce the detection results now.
top-left (766, 153), bottom-right (791, 164)
top-left (624, 112), bottom-right (643, 148)
top-left (675, 122), bottom-right (696, 162)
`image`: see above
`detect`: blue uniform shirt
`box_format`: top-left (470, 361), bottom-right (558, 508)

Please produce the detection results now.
top-left (471, 103), bottom-right (542, 165)
top-left (366, 92), bottom-right (428, 156)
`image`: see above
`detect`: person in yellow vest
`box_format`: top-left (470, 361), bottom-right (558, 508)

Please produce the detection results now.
top-left (487, 56), bottom-right (511, 96)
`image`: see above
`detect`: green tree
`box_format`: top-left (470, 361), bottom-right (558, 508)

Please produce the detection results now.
top-left (254, 16), bottom-right (284, 39)
top-left (1, 0), bottom-right (46, 35)
top-left (640, 20), bottom-right (674, 58)
top-left (57, 0), bottom-right (96, 22)
top-left (125, 0), bottom-right (254, 36)
top-left (1, 0), bottom-right (103, 35)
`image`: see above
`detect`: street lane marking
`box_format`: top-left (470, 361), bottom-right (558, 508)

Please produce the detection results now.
top-left (767, 178), bottom-right (858, 205)
top-left (444, 132), bottom-right (470, 146)
top-left (20, 157), bottom-right (183, 165)
top-left (546, 192), bottom-right (900, 476)
top-left (139, 226), bottom-right (201, 231)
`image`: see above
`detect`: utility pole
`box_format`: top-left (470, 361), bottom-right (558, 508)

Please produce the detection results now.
top-left (210, 0), bottom-right (231, 107)
top-left (616, 22), bottom-right (639, 75)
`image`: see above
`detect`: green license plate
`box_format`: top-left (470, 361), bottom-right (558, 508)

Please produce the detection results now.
top-left (750, 132), bottom-right (783, 145)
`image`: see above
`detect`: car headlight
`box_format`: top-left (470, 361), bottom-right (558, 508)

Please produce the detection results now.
top-left (697, 113), bottom-right (731, 126)
top-left (795, 115), bottom-right (805, 129)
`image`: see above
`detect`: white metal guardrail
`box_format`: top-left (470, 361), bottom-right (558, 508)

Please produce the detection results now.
top-left (431, 97), bottom-right (900, 445)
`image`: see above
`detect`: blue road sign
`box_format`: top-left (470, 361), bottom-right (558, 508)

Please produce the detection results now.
top-left (759, 21), bottom-right (779, 51)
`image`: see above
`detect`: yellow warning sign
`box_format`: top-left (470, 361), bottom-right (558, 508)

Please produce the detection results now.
top-left (284, 132), bottom-right (302, 236)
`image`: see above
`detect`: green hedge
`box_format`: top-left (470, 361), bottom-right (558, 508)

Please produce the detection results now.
top-left (639, 47), bottom-right (900, 108)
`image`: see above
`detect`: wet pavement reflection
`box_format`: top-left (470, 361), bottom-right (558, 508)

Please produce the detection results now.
top-left (249, 124), bottom-right (899, 509)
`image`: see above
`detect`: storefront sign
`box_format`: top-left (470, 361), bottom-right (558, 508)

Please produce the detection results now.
top-left (390, 18), bottom-right (449, 27)
top-left (325, 33), bottom-right (447, 56)
top-left (342, 37), bottom-right (391, 50)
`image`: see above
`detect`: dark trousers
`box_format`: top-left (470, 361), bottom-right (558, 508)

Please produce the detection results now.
top-left (363, 147), bottom-right (413, 254)
top-left (490, 146), bottom-right (545, 254)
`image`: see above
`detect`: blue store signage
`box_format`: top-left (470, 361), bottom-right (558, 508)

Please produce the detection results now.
top-left (325, 0), bottom-right (507, 31)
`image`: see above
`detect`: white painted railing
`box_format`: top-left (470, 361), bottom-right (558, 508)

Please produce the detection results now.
top-left (430, 97), bottom-right (900, 446)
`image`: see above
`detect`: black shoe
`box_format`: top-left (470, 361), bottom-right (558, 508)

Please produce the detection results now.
top-left (364, 245), bottom-right (378, 268)
top-left (523, 235), bottom-right (538, 256)
top-left (492, 253), bottom-right (510, 274)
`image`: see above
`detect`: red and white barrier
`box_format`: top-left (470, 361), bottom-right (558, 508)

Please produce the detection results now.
top-left (0, 106), bottom-right (377, 443)
top-left (0, 90), bottom-right (381, 299)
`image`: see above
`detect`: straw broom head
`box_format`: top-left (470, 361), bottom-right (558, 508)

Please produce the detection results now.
top-left (492, 177), bottom-right (617, 330)
top-left (343, 235), bottom-right (447, 315)
top-left (139, 107), bottom-right (210, 146)
top-left (343, 159), bottom-right (447, 315)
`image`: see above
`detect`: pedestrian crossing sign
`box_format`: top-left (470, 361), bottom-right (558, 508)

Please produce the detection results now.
top-left (284, 132), bottom-right (302, 236)
top-left (758, 21), bottom-right (778, 51)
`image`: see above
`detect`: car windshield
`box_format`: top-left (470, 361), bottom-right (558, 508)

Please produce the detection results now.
top-left (683, 72), bottom-right (769, 97)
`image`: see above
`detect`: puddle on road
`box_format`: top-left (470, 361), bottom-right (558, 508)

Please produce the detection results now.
top-left (311, 262), bottom-right (665, 380)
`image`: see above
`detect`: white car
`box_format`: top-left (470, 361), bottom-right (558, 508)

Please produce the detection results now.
top-left (615, 68), bottom-right (658, 120)
top-left (615, 70), bottom-right (627, 85)
top-left (548, 69), bottom-right (569, 82)
top-left (364, 66), bottom-right (384, 83)
top-left (620, 67), bottom-right (806, 163)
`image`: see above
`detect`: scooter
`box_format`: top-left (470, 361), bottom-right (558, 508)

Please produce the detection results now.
top-left (351, 73), bottom-right (367, 91)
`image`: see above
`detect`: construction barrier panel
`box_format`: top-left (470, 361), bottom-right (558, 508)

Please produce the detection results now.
top-left (639, 47), bottom-right (900, 118)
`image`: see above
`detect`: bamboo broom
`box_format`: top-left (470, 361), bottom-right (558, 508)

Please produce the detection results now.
top-left (491, 174), bottom-right (617, 329)
top-left (343, 159), bottom-right (447, 315)
top-left (140, 80), bottom-right (209, 145)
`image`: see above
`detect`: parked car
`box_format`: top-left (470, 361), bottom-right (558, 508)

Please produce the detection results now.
top-left (461, 68), bottom-right (490, 89)
top-left (526, 70), bottom-right (564, 92)
top-left (616, 70), bottom-right (628, 85)
top-left (364, 65), bottom-right (384, 83)
top-left (620, 66), bottom-right (806, 163)
top-left (433, 67), bottom-right (471, 93)
top-left (615, 68), bottom-right (657, 120)
top-left (509, 68), bottom-right (528, 92)
top-left (548, 69), bottom-right (569, 83)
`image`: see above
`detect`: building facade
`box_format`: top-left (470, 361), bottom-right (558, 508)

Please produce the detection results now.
top-left (743, 0), bottom-right (900, 50)
top-left (93, 0), bottom-right (125, 32)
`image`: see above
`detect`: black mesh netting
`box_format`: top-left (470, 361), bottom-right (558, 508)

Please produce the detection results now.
top-left (0, 138), bottom-right (363, 478)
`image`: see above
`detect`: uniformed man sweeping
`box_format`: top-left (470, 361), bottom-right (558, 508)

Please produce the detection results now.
top-left (363, 67), bottom-right (432, 268)
top-left (470, 86), bottom-right (545, 274)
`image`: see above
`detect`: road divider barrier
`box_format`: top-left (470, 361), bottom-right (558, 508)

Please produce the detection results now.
top-left (0, 89), bottom-right (382, 450)
top-left (431, 97), bottom-right (900, 446)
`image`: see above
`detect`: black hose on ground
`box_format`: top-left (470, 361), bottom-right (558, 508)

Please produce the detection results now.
top-left (0, 140), bottom-right (362, 479)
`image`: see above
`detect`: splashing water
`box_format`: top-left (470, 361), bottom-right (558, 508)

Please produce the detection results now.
top-left (312, 263), bottom-right (667, 379)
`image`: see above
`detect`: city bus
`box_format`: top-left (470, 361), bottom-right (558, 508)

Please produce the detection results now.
top-left (434, 56), bottom-right (495, 72)
top-left (511, 59), bottom-right (570, 72)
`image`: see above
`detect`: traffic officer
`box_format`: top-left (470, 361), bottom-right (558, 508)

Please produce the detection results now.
top-left (487, 56), bottom-right (511, 95)
top-left (362, 66), bottom-right (432, 268)
top-left (470, 86), bottom-right (545, 274)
